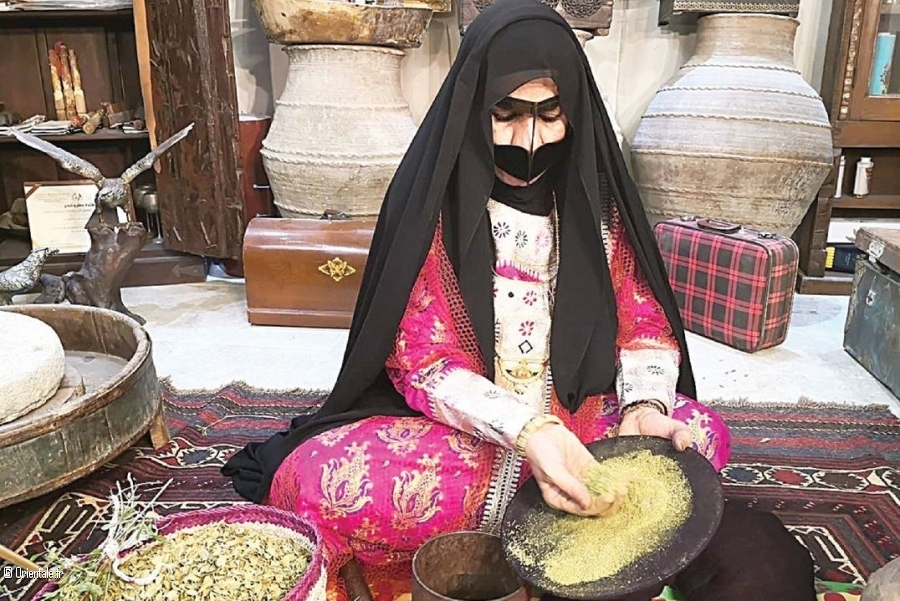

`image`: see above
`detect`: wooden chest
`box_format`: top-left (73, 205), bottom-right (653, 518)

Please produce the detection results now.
top-left (243, 217), bottom-right (376, 328)
top-left (843, 228), bottom-right (900, 399)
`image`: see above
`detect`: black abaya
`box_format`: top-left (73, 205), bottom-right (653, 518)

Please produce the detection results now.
top-left (223, 0), bottom-right (696, 504)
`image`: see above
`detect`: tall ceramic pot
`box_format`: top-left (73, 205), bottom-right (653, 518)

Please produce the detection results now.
top-left (630, 14), bottom-right (834, 237)
top-left (261, 45), bottom-right (420, 217)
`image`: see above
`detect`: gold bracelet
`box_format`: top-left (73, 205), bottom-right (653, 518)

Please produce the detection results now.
top-left (515, 414), bottom-right (564, 457)
top-left (621, 399), bottom-right (668, 418)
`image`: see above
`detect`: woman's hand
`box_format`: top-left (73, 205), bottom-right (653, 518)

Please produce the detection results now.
top-left (524, 423), bottom-right (625, 517)
top-left (618, 403), bottom-right (692, 451)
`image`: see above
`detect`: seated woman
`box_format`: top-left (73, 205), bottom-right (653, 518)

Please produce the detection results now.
top-left (224, 1), bottom-right (816, 599)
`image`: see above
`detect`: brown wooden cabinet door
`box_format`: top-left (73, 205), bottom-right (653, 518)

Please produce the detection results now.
top-left (135, 0), bottom-right (244, 260)
top-left (848, 0), bottom-right (900, 122)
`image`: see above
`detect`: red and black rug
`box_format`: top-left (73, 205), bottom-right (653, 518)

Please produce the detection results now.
top-left (1, 385), bottom-right (898, 600)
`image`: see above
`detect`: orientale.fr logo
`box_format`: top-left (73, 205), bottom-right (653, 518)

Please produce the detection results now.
top-left (3, 565), bottom-right (63, 580)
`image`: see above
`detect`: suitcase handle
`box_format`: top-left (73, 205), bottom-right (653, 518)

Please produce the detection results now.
top-left (696, 218), bottom-right (741, 234)
top-left (679, 215), bottom-right (778, 239)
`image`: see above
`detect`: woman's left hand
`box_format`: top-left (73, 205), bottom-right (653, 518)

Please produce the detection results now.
top-left (618, 404), bottom-right (692, 452)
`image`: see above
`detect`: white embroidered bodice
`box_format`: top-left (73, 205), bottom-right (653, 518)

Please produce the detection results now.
top-left (392, 197), bottom-right (682, 533)
top-left (487, 199), bottom-right (556, 412)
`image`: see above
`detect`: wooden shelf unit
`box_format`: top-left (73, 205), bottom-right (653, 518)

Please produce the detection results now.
top-left (0, 8), bottom-right (133, 24)
top-left (793, 0), bottom-right (900, 295)
top-left (0, 6), bottom-right (204, 286)
top-left (0, 129), bottom-right (148, 144)
top-left (830, 194), bottom-right (900, 210)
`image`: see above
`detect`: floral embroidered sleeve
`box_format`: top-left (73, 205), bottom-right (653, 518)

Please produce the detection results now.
top-left (608, 205), bottom-right (681, 415)
top-left (384, 228), bottom-right (539, 450)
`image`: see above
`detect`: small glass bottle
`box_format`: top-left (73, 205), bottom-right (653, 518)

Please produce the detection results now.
top-left (853, 157), bottom-right (874, 198)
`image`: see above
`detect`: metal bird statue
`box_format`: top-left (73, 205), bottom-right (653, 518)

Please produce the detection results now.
top-left (11, 123), bottom-right (194, 228)
top-left (9, 123), bottom-right (195, 323)
top-left (0, 247), bottom-right (58, 305)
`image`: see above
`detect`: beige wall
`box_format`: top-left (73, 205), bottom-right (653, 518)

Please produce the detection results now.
top-left (229, 0), bottom-right (276, 116)
top-left (232, 0), bottom-right (834, 143)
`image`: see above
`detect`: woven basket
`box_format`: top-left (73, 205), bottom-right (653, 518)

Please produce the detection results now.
top-left (37, 505), bottom-right (328, 601)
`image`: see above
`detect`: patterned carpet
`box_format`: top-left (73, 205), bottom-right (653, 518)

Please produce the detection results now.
top-left (0, 384), bottom-right (897, 600)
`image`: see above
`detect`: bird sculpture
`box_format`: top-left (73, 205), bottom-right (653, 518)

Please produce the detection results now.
top-left (11, 123), bottom-right (194, 228)
top-left (0, 247), bottom-right (59, 305)
top-left (9, 123), bottom-right (195, 322)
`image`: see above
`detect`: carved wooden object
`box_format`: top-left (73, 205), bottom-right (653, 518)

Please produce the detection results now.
top-left (9, 125), bottom-right (194, 321)
top-left (63, 222), bottom-right (148, 324)
top-left (142, 0), bottom-right (245, 260)
top-left (461, 0), bottom-right (613, 35)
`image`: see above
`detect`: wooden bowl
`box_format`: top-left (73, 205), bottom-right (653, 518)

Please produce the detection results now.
top-left (0, 305), bottom-right (164, 509)
top-left (253, 0), bottom-right (433, 48)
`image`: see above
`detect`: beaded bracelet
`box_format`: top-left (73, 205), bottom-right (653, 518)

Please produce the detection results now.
top-left (620, 399), bottom-right (668, 418)
top-left (515, 414), bottom-right (564, 457)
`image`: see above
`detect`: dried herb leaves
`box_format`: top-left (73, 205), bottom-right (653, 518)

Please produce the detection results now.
top-left (104, 522), bottom-right (312, 601)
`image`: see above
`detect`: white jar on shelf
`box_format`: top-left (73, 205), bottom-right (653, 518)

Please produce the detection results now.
top-left (853, 157), bottom-right (874, 198)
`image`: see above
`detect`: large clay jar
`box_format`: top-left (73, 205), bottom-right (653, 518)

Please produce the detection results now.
top-left (630, 14), bottom-right (833, 237)
top-left (254, 0), bottom-right (432, 217)
top-left (262, 45), bottom-right (421, 217)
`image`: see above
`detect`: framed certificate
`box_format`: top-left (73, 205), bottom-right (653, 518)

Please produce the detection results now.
top-left (24, 180), bottom-right (99, 254)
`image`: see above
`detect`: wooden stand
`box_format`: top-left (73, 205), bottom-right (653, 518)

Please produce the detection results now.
top-left (793, 0), bottom-right (900, 295)
top-left (60, 221), bottom-right (149, 323)
top-left (148, 404), bottom-right (171, 449)
top-left (1, 3), bottom-right (256, 275)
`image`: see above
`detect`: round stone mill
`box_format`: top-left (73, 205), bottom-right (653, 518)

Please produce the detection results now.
top-left (0, 305), bottom-right (168, 509)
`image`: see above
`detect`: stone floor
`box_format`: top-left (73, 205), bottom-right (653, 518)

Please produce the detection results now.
top-left (114, 275), bottom-right (900, 417)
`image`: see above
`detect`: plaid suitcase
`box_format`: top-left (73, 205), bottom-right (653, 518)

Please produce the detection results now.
top-left (653, 216), bottom-right (799, 353)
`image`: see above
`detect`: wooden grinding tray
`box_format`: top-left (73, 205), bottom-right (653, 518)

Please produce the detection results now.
top-left (0, 305), bottom-right (170, 510)
top-left (500, 436), bottom-right (724, 600)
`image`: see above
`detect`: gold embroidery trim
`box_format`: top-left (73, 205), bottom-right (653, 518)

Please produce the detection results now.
top-left (496, 357), bottom-right (548, 384)
top-left (318, 257), bottom-right (357, 282)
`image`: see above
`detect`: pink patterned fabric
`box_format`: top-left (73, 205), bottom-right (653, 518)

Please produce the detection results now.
top-left (270, 394), bottom-right (731, 601)
top-left (608, 203), bottom-right (679, 359)
top-left (607, 204), bottom-right (683, 414)
top-left (384, 222), bottom-right (485, 422)
top-left (268, 214), bottom-right (732, 601)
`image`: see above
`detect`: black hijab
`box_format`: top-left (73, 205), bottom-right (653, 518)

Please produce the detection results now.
top-left (223, 0), bottom-right (696, 503)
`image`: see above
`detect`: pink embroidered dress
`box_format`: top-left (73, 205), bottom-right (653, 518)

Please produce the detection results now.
top-left (269, 199), bottom-right (731, 601)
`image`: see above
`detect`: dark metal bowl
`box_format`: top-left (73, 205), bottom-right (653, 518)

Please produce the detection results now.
top-left (412, 531), bottom-right (529, 601)
top-left (500, 436), bottom-right (724, 600)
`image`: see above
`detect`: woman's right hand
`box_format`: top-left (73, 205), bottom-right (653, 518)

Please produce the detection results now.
top-left (524, 423), bottom-right (626, 517)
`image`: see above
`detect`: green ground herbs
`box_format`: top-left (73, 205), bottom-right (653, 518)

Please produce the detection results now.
top-left (104, 522), bottom-right (312, 601)
top-left (584, 458), bottom-right (633, 502)
top-left (508, 450), bottom-right (692, 587)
